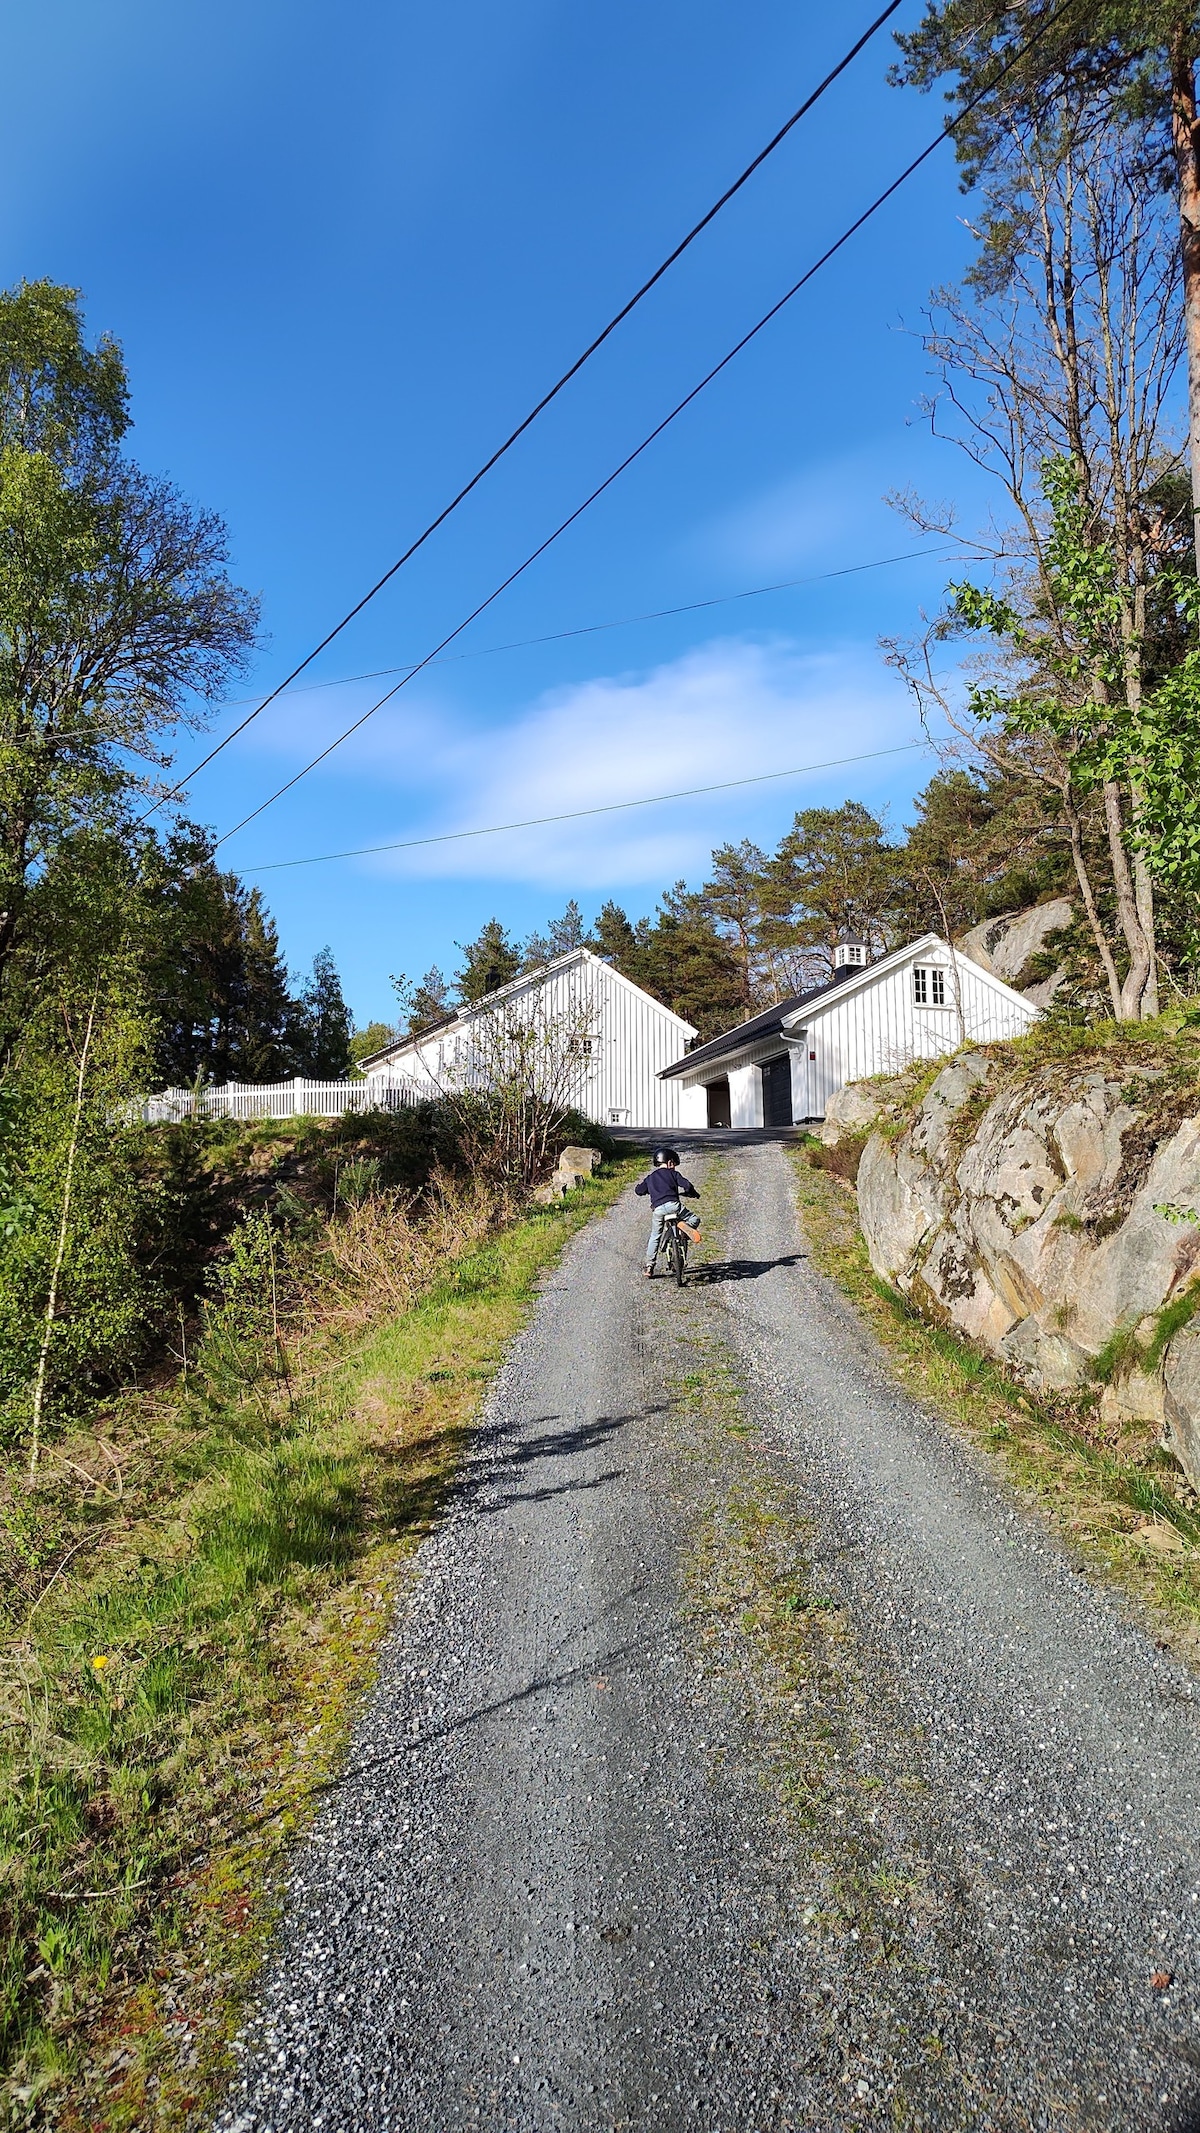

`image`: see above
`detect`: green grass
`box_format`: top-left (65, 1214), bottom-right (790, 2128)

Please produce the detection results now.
top-left (0, 1156), bottom-right (638, 2132)
top-left (789, 1151), bottom-right (1200, 1653)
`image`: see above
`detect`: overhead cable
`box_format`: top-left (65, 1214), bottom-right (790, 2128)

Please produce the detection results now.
top-left (214, 0), bottom-right (1079, 851)
top-left (243, 740), bottom-right (933, 872)
top-left (213, 542), bottom-right (955, 711)
top-left (6, 544), bottom-right (961, 758)
top-left (143, 0), bottom-right (904, 821)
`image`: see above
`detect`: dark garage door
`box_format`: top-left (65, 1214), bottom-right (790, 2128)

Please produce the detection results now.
top-left (761, 1055), bottom-right (792, 1128)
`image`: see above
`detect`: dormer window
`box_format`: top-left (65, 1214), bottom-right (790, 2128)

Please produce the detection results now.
top-left (913, 966), bottom-right (946, 1006)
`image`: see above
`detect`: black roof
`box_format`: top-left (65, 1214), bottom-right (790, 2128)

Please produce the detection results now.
top-left (659, 963), bottom-right (860, 1079)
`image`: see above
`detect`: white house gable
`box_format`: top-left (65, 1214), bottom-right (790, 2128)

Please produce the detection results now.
top-left (788, 937), bottom-right (1035, 1120)
top-left (664, 934), bottom-right (1039, 1127)
top-left (361, 949), bottom-right (696, 1130)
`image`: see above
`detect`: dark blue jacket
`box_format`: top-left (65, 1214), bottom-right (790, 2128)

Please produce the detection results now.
top-left (635, 1167), bottom-right (698, 1208)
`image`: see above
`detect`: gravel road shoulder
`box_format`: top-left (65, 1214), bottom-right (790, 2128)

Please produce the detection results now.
top-left (214, 1148), bottom-right (1200, 2132)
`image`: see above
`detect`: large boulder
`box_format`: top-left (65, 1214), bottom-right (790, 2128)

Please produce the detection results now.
top-left (856, 1054), bottom-right (1200, 1487)
top-left (958, 897), bottom-right (1074, 1006)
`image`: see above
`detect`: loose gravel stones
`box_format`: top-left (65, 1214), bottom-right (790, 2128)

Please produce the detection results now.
top-left (215, 1148), bottom-right (1200, 2131)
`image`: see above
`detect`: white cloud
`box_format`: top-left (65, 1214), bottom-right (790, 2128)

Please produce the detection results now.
top-left (356, 635), bottom-right (920, 889)
top-left (696, 446), bottom-right (901, 575)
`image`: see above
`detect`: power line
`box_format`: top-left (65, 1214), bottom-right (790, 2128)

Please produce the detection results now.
top-left (143, 0), bottom-right (904, 822)
top-left (244, 740), bottom-right (933, 872)
top-left (212, 542), bottom-right (956, 711)
top-left (214, 0), bottom-right (1077, 852)
top-left (0, 543), bottom-right (964, 759)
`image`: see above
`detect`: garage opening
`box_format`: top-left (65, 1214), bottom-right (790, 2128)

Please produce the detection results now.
top-left (706, 1077), bottom-right (731, 1129)
top-left (760, 1055), bottom-right (793, 1128)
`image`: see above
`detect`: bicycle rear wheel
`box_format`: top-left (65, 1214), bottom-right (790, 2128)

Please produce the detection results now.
top-left (673, 1226), bottom-right (687, 1286)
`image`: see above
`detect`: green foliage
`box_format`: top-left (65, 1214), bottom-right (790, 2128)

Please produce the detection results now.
top-left (1090, 1319), bottom-right (1145, 1385)
top-left (521, 899), bottom-right (590, 970)
top-left (891, 1), bottom-right (1185, 191)
top-left (954, 457), bottom-right (1200, 960)
top-left (764, 801), bottom-right (900, 973)
top-left (336, 1155), bottom-right (383, 1208)
top-left (290, 945), bottom-right (353, 1080)
top-left (0, 280), bottom-right (259, 1021)
top-left (348, 1019), bottom-right (397, 1069)
top-left (454, 919), bottom-right (523, 1004)
top-left (1144, 1285), bottom-right (1200, 1370)
top-left (0, 279), bottom-right (128, 467)
top-left (189, 1211), bottom-right (293, 1412)
top-left (392, 963), bottom-right (453, 1035)
top-left (141, 832), bottom-right (357, 1088)
top-left (0, 985), bottom-right (152, 1445)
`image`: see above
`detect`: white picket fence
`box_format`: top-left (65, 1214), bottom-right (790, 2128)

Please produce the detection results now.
top-left (136, 1076), bottom-right (426, 1125)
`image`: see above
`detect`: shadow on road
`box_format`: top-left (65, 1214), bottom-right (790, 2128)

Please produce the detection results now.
top-left (216, 1614), bottom-right (659, 1857)
top-left (683, 1253), bottom-right (805, 1287)
top-left (486, 1468), bottom-right (625, 1511)
top-left (462, 1404), bottom-right (666, 1514)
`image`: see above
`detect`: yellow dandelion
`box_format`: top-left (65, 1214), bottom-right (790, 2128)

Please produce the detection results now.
top-left (90, 1654), bottom-right (110, 1671)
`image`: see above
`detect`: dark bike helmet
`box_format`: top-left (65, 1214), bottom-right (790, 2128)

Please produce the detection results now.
top-left (652, 1146), bottom-right (680, 1166)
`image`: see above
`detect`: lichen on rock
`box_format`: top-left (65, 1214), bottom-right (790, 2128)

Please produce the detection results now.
top-left (854, 1048), bottom-right (1200, 1489)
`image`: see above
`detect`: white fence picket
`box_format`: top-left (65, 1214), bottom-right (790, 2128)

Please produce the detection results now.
top-left (134, 1078), bottom-right (426, 1125)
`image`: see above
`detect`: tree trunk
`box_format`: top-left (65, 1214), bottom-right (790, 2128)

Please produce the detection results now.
top-left (1062, 785), bottom-right (1124, 1019)
top-left (1130, 795), bottom-right (1160, 1018)
top-left (1103, 780), bottom-right (1153, 1019)
top-left (1171, 26), bottom-right (1200, 577)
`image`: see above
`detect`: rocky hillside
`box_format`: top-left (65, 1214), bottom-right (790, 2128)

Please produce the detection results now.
top-left (828, 1036), bottom-right (1200, 1492)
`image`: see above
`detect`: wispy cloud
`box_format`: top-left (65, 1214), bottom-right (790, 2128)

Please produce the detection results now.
top-left (355, 635), bottom-right (920, 889)
top-left (696, 446), bottom-right (902, 575)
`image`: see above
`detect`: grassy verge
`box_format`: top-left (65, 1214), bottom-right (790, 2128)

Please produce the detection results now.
top-left (1, 1156), bottom-right (637, 2131)
top-left (789, 1148), bottom-right (1200, 1661)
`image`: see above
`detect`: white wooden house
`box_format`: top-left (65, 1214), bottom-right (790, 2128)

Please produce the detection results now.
top-left (660, 933), bottom-right (1040, 1128)
top-left (360, 947), bottom-right (697, 1130)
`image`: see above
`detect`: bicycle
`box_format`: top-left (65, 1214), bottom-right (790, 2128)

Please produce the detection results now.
top-left (658, 1209), bottom-right (689, 1286)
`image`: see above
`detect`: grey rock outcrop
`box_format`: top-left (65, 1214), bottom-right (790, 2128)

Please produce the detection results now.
top-left (820, 1079), bottom-right (900, 1148)
top-left (958, 898), bottom-right (1074, 1007)
top-left (855, 1055), bottom-right (1200, 1486)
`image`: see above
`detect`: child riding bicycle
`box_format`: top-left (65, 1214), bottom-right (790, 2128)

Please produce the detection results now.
top-left (634, 1147), bottom-right (698, 1277)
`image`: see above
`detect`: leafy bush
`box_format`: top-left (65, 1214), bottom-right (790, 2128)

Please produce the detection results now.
top-left (0, 1030), bottom-right (151, 1448)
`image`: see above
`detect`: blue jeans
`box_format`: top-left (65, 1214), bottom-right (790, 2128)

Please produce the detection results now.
top-left (645, 1200), bottom-right (682, 1268)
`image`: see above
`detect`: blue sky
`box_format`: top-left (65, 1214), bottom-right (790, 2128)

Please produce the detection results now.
top-left (4, 1), bottom-right (992, 1027)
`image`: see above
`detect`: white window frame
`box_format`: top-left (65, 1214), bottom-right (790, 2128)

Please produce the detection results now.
top-left (913, 966), bottom-right (947, 1008)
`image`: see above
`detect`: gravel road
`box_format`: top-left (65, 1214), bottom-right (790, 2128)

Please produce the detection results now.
top-left (216, 1145), bottom-right (1200, 2132)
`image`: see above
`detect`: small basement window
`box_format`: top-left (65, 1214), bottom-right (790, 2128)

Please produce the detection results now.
top-left (913, 966), bottom-right (946, 1006)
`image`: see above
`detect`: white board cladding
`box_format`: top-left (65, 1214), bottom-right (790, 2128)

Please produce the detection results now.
top-left (671, 935), bottom-right (1039, 1126)
top-left (362, 949), bottom-right (696, 1130)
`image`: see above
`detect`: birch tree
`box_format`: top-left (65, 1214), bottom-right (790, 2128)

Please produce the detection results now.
top-left (887, 84), bottom-right (1200, 1016)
